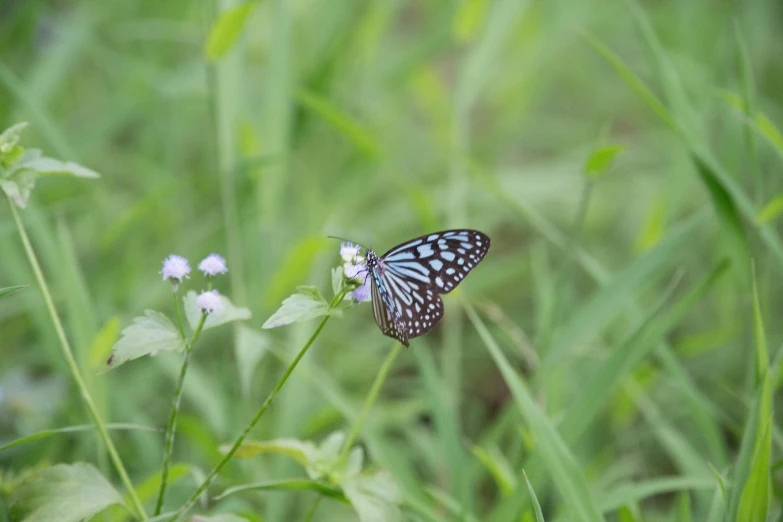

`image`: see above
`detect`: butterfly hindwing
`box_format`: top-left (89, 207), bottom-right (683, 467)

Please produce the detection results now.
top-left (370, 269), bottom-right (410, 346)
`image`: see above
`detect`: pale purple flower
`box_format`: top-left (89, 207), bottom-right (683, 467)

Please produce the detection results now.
top-left (161, 255), bottom-right (190, 287)
top-left (352, 284), bottom-right (371, 303)
top-left (343, 262), bottom-right (367, 281)
top-left (340, 242), bottom-right (361, 263)
top-left (198, 253), bottom-right (228, 277)
top-left (197, 289), bottom-right (222, 314)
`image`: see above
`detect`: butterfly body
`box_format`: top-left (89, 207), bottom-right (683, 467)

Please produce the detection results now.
top-left (364, 229), bottom-right (490, 347)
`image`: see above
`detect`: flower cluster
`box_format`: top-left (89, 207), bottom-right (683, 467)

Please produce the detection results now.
top-left (340, 242), bottom-right (370, 303)
top-left (161, 253), bottom-right (229, 314)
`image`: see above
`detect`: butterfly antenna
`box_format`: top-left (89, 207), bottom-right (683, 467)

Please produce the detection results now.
top-left (326, 235), bottom-right (367, 250)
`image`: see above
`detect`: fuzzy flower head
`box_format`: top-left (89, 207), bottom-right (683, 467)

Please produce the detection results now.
top-left (352, 283), bottom-right (371, 303)
top-left (198, 253), bottom-right (228, 277)
top-left (161, 255), bottom-right (191, 289)
top-left (343, 262), bottom-right (367, 282)
top-left (196, 289), bottom-right (222, 314)
top-left (340, 242), bottom-right (362, 263)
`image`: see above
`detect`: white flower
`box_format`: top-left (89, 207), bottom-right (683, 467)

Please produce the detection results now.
top-left (161, 255), bottom-right (191, 284)
top-left (198, 253), bottom-right (228, 277)
top-left (343, 262), bottom-right (367, 281)
top-left (197, 289), bottom-right (222, 314)
top-left (340, 242), bottom-right (361, 263)
top-left (352, 284), bottom-right (371, 303)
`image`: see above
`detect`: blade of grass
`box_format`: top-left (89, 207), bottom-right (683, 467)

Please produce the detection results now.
top-left (466, 302), bottom-right (607, 522)
top-left (0, 423), bottom-right (162, 452)
top-left (523, 470), bottom-right (546, 522)
top-left (413, 342), bottom-right (476, 519)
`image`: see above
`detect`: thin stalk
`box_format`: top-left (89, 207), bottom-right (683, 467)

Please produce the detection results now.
top-left (154, 313), bottom-right (208, 515)
top-left (337, 341), bottom-right (401, 464)
top-left (167, 289), bottom-right (348, 521)
top-left (6, 196), bottom-right (147, 520)
top-left (172, 290), bottom-right (186, 339)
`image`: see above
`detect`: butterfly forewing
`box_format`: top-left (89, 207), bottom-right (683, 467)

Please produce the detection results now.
top-left (371, 229), bottom-right (489, 345)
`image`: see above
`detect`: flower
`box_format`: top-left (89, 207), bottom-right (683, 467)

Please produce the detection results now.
top-left (161, 255), bottom-right (190, 286)
top-left (340, 242), bottom-right (361, 263)
top-left (197, 289), bottom-right (222, 314)
top-left (198, 253), bottom-right (228, 277)
top-left (352, 284), bottom-right (371, 303)
top-left (344, 262), bottom-right (367, 281)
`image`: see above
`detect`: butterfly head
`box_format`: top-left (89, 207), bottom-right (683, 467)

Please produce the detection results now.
top-left (365, 250), bottom-right (379, 268)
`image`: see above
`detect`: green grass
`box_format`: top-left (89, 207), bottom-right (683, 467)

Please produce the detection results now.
top-left (1, 0), bottom-right (782, 520)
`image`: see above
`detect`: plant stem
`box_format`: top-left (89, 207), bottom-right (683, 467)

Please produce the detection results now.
top-left (172, 290), bottom-right (186, 339)
top-left (6, 196), bottom-right (148, 520)
top-left (154, 313), bottom-right (207, 515)
top-left (337, 341), bottom-right (401, 464)
top-left (167, 290), bottom-right (348, 521)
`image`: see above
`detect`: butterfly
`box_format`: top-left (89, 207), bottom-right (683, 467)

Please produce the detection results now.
top-left (363, 229), bottom-right (490, 347)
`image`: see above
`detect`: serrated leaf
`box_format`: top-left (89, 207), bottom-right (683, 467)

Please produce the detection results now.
top-left (332, 266), bottom-right (343, 296)
top-left (0, 285), bottom-right (28, 298)
top-left (183, 290), bottom-right (251, 331)
top-left (9, 463), bottom-right (126, 522)
top-left (0, 122), bottom-right (28, 151)
top-left (21, 156), bottom-right (99, 178)
top-left (205, 2), bottom-right (257, 61)
top-left (0, 168), bottom-right (37, 208)
top-left (583, 145), bottom-right (623, 179)
top-left (103, 310), bottom-right (185, 371)
top-left (262, 286), bottom-right (334, 328)
top-left (343, 470), bottom-right (403, 522)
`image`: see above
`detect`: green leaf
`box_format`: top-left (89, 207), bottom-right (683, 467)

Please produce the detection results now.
top-left (21, 156), bottom-right (99, 178)
top-left (0, 168), bottom-right (37, 208)
top-left (755, 194), bottom-right (783, 224)
top-left (103, 310), bottom-right (186, 371)
top-left (331, 266), bottom-right (343, 296)
top-left (0, 423), bottom-right (161, 452)
top-left (0, 121), bottom-right (28, 152)
top-left (296, 89), bottom-right (379, 157)
top-left (736, 406), bottom-right (772, 522)
top-left (263, 286), bottom-right (336, 329)
top-left (192, 515), bottom-right (251, 522)
top-left (134, 464), bottom-right (191, 503)
top-left (235, 325), bottom-right (269, 397)
top-left (523, 471), bottom-right (546, 522)
top-left (205, 2), bottom-right (257, 61)
top-left (215, 479), bottom-right (348, 503)
top-left (183, 290), bottom-right (251, 331)
top-left (9, 463), bottom-right (126, 522)
top-left (472, 444), bottom-right (516, 496)
top-left (0, 285), bottom-right (27, 298)
top-left (221, 438), bottom-right (319, 471)
top-left (89, 316), bottom-right (120, 370)
top-left (343, 469), bottom-right (403, 522)
top-left (583, 145), bottom-right (623, 179)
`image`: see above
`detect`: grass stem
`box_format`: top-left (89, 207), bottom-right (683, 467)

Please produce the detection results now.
top-left (6, 196), bottom-right (148, 520)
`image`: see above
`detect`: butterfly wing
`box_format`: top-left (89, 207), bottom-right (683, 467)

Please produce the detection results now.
top-left (376, 229), bottom-right (489, 343)
top-left (370, 268), bottom-right (410, 346)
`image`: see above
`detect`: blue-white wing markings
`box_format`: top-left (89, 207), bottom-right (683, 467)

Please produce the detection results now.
top-left (420, 230), bottom-right (491, 294)
top-left (380, 268), bottom-right (444, 341)
top-left (370, 273), bottom-right (409, 346)
top-left (385, 238), bottom-right (424, 257)
top-left (384, 263), bottom-right (431, 284)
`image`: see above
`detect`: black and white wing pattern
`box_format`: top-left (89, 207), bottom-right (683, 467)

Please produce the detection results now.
top-left (368, 229), bottom-right (490, 347)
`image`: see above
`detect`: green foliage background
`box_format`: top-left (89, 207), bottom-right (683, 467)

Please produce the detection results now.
top-left (1, 0), bottom-right (782, 520)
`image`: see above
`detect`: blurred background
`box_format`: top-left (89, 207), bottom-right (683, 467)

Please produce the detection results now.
top-left (1, 0), bottom-right (782, 520)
